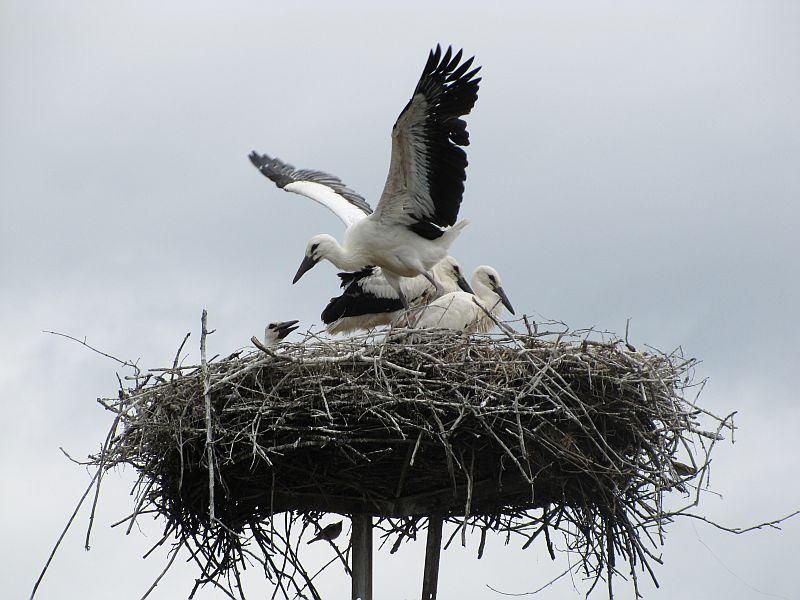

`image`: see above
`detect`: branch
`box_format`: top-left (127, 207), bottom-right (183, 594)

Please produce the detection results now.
top-left (30, 469), bottom-right (102, 600)
top-left (677, 510), bottom-right (800, 534)
top-left (201, 310), bottom-right (215, 523)
top-left (43, 330), bottom-right (138, 371)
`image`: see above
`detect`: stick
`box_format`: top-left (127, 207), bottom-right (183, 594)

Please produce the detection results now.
top-left (84, 414), bottom-right (121, 549)
top-left (170, 332), bottom-right (191, 382)
top-left (30, 468), bottom-right (101, 600)
top-left (139, 546), bottom-right (180, 600)
top-left (201, 310), bottom-right (215, 522)
top-left (43, 330), bottom-right (137, 369)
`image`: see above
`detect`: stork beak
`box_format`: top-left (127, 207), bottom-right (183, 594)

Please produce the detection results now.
top-left (456, 275), bottom-right (474, 294)
top-left (293, 254), bottom-right (319, 284)
top-left (275, 320), bottom-right (300, 339)
top-left (495, 286), bottom-right (515, 315)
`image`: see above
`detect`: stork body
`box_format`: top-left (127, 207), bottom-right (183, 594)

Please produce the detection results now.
top-left (322, 256), bottom-right (473, 335)
top-left (414, 266), bottom-right (515, 333)
top-left (307, 217), bottom-right (470, 284)
top-left (250, 45), bottom-right (481, 306)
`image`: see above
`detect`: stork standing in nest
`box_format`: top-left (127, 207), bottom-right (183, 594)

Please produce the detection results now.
top-left (249, 44), bottom-right (481, 308)
top-left (247, 150), bottom-right (473, 332)
top-left (414, 266), bottom-right (515, 333)
top-left (321, 256), bottom-right (473, 334)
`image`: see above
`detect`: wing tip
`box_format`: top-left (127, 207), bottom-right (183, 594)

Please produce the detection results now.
top-left (249, 150), bottom-right (295, 188)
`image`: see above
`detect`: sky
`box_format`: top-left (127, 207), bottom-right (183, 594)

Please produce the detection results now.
top-left (1, 1), bottom-right (799, 598)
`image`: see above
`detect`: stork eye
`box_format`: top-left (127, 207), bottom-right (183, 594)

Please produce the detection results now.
top-left (488, 275), bottom-right (496, 283)
top-left (311, 243), bottom-right (320, 252)
top-left (453, 266), bottom-right (461, 275)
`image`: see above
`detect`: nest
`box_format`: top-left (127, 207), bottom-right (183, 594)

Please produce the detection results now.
top-left (95, 321), bottom-right (728, 599)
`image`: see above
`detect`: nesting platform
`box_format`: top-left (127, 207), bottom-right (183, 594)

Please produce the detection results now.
top-left (95, 322), bottom-right (724, 598)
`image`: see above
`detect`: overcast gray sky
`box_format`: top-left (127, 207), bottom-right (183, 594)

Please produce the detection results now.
top-left (2, 2), bottom-right (799, 599)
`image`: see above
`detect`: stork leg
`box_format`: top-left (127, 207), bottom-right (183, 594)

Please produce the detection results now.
top-left (382, 271), bottom-right (409, 310)
top-left (395, 288), bottom-right (419, 328)
top-left (397, 287), bottom-right (410, 310)
top-left (380, 275), bottom-right (413, 327)
top-left (421, 271), bottom-right (445, 298)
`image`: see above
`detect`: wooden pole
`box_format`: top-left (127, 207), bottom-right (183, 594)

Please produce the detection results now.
top-left (421, 514), bottom-right (444, 600)
top-left (351, 514), bottom-right (373, 600)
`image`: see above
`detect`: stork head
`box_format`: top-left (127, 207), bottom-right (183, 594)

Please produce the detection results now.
top-left (473, 266), bottom-right (515, 315)
top-left (264, 319), bottom-right (300, 346)
top-left (434, 256), bottom-right (473, 294)
top-left (293, 234), bottom-right (337, 284)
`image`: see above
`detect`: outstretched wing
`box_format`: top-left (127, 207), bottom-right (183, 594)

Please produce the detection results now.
top-left (373, 45), bottom-right (481, 239)
top-left (249, 151), bottom-right (371, 228)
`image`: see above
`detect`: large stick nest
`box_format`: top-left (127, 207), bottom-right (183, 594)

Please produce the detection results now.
top-left (95, 322), bottom-right (727, 598)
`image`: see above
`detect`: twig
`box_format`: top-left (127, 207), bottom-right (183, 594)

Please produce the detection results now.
top-left (171, 332), bottom-right (192, 382)
top-left (668, 510), bottom-right (800, 534)
top-left (139, 545), bottom-right (180, 600)
top-left (30, 468), bottom-right (101, 600)
top-left (201, 310), bottom-right (215, 523)
top-left (43, 330), bottom-right (137, 369)
top-left (84, 413), bottom-right (121, 549)
top-left (486, 563), bottom-right (578, 596)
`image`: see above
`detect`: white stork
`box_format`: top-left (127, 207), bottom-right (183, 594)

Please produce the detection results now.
top-left (247, 148), bottom-right (471, 333)
top-left (249, 45), bottom-right (481, 307)
top-left (321, 255), bottom-right (473, 335)
top-left (413, 266), bottom-right (515, 333)
top-left (263, 320), bottom-right (300, 347)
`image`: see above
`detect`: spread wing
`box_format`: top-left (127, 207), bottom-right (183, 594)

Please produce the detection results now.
top-left (373, 45), bottom-right (481, 239)
top-left (249, 151), bottom-right (371, 228)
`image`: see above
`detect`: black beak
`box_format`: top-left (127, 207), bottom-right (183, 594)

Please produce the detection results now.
top-left (293, 254), bottom-right (319, 284)
top-left (495, 286), bottom-right (515, 315)
top-left (456, 275), bottom-right (474, 294)
top-left (274, 319), bottom-right (300, 339)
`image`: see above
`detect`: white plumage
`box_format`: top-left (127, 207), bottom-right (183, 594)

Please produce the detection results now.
top-left (322, 255), bottom-right (473, 335)
top-left (413, 266), bottom-right (515, 333)
top-left (249, 45), bottom-right (481, 307)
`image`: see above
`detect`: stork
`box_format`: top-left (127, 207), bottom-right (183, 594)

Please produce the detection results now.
top-left (263, 320), bottom-right (300, 347)
top-left (321, 256), bottom-right (473, 335)
top-left (249, 45), bottom-right (481, 308)
top-left (413, 266), bottom-right (515, 333)
top-left (245, 151), bottom-right (473, 331)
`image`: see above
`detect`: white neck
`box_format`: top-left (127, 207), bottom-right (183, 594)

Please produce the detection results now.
top-left (472, 280), bottom-right (504, 317)
top-left (321, 239), bottom-right (368, 272)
